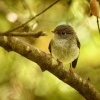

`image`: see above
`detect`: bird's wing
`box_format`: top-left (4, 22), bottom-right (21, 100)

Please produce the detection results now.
top-left (76, 37), bottom-right (81, 48)
top-left (72, 37), bottom-right (80, 68)
top-left (72, 58), bottom-right (78, 68)
top-left (48, 39), bottom-right (53, 54)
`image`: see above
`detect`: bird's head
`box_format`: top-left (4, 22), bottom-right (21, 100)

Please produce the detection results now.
top-left (52, 24), bottom-right (76, 39)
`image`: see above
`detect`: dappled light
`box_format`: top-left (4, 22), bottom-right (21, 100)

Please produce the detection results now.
top-left (0, 0), bottom-right (100, 100)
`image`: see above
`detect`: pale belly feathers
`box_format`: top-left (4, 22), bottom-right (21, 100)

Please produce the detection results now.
top-left (51, 39), bottom-right (79, 64)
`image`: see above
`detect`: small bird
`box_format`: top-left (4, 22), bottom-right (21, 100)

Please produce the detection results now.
top-left (48, 24), bottom-right (80, 68)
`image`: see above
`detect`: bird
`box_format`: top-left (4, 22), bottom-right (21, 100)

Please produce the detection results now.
top-left (48, 24), bottom-right (80, 68)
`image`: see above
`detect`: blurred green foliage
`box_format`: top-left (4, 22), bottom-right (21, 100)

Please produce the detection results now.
top-left (0, 0), bottom-right (100, 100)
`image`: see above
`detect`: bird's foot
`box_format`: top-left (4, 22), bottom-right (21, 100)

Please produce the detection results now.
top-left (57, 59), bottom-right (63, 66)
top-left (68, 64), bottom-right (74, 75)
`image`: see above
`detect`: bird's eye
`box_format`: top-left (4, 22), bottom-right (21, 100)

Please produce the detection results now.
top-left (61, 32), bottom-right (66, 35)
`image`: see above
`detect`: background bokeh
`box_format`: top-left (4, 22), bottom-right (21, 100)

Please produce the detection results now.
top-left (0, 0), bottom-right (100, 100)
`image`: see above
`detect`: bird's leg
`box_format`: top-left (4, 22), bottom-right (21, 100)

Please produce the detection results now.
top-left (68, 63), bottom-right (74, 75)
top-left (57, 59), bottom-right (63, 66)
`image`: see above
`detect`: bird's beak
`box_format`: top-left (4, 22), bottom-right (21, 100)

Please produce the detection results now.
top-left (51, 31), bottom-right (54, 33)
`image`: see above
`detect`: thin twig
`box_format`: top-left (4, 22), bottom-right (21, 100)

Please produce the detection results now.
top-left (3, 0), bottom-right (60, 34)
top-left (97, 17), bottom-right (100, 33)
top-left (0, 31), bottom-right (47, 38)
top-left (21, 0), bottom-right (32, 15)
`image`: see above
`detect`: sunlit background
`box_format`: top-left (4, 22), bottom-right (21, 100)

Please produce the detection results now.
top-left (0, 0), bottom-right (100, 100)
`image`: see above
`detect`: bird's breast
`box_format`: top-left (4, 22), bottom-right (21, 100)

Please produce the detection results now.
top-left (51, 39), bottom-right (79, 64)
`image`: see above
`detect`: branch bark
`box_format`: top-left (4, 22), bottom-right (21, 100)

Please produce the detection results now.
top-left (0, 31), bottom-right (47, 38)
top-left (0, 36), bottom-right (100, 100)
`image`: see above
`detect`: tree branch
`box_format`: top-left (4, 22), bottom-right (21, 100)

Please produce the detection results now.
top-left (97, 17), bottom-right (100, 33)
top-left (2, 0), bottom-right (59, 34)
top-left (0, 36), bottom-right (100, 100)
top-left (0, 31), bottom-right (47, 38)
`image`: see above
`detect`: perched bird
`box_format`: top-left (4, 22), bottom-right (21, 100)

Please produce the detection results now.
top-left (48, 24), bottom-right (80, 68)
